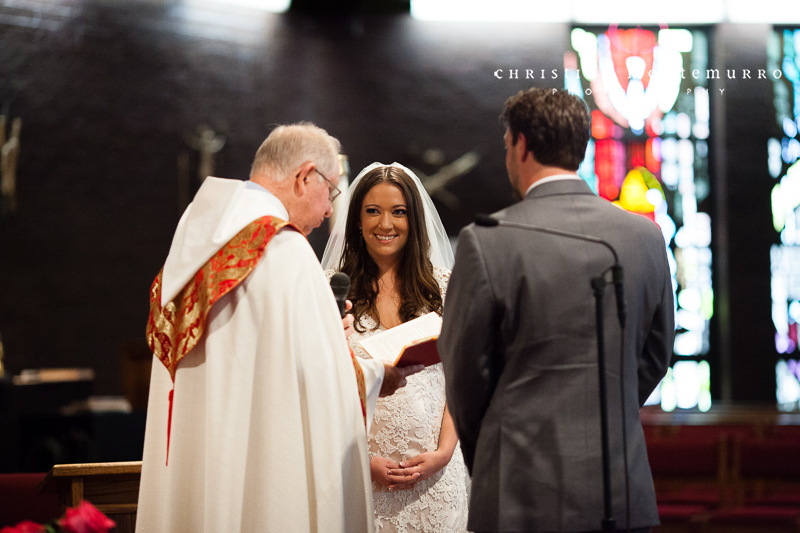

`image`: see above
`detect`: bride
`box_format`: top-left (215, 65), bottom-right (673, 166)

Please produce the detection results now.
top-left (322, 163), bottom-right (468, 532)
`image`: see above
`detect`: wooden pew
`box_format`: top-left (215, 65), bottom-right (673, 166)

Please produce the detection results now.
top-left (38, 461), bottom-right (141, 533)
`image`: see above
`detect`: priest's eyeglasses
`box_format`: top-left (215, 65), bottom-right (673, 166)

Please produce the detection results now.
top-left (314, 168), bottom-right (342, 203)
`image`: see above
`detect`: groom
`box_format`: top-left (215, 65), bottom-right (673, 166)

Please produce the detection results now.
top-left (439, 88), bottom-right (674, 532)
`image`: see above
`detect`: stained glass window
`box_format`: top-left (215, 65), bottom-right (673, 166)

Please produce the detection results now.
top-left (567, 27), bottom-right (712, 411)
top-left (769, 28), bottom-right (800, 411)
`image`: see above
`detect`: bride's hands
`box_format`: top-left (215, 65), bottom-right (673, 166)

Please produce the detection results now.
top-left (387, 451), bottom-right (450, 490)
top-left (370, 456), bottom-right (420, 489)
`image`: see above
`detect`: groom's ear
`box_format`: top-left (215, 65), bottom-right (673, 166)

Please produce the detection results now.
top-left (515, 132), bottom-right (535, 163)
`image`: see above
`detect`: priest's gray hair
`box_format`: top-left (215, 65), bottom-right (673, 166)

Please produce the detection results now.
top-left (250, 123), bottom-right (341, 182)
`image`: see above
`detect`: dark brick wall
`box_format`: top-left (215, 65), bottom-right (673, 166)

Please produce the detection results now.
top-left (0, 1), bottom-right (565, 394)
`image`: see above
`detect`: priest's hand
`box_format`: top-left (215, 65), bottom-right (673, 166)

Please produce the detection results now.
top-left (379, 364), bottom-right (424, 397)
top-left (370, 455), bottom-right (419, 489)
top-left (387, 451), bottom-right (450, 489)
top-left (342, 300), bottom-right (355, 340)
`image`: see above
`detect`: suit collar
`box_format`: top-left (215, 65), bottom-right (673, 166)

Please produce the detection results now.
top-left (523, 174), bottom-right (581, 196)
top-left (524, 177), bottom-right (595, 199)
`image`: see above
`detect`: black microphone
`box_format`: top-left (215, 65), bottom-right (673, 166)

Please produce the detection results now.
top-left (330, 272), bottom-right (351, 319)
top-left (474, 214), bottom-right (626, 327)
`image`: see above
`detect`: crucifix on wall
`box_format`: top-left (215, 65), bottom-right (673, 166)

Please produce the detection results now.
top-left (178, 125), bottom-right (226, 213)
top-left (1, 115), bottom-right (22, 216)
top-left (412, 150), bottom-right (480, 211)
top-left (188, 125), bottom-right (226, 183)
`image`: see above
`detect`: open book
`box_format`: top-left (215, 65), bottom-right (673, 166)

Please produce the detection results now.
top-left (358, 312), bottom-right (442, 367)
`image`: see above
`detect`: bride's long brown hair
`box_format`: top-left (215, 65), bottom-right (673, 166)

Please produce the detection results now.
top-left (339, 166), bottom-right (443, 332)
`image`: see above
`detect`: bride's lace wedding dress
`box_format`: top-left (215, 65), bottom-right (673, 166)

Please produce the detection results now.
top-left (327, 267), bottom-right (469, 533)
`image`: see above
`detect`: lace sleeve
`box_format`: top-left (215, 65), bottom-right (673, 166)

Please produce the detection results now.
top-left (433, 266), bottom-right (451, 305)
top-left (323, 268), bottom-right (338, 282)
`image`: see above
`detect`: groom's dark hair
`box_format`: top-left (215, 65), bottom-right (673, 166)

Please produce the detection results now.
top-left (501, 88), bottom-right (591, 171)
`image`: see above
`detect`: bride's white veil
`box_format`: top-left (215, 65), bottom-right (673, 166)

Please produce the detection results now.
top-left (320, 162), bottom-right (454, 271)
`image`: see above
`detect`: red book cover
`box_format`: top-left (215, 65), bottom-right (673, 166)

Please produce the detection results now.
top-left (396, 337), bottom-right (441, 367)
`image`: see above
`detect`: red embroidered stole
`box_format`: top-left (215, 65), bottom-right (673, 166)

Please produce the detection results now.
top-left (146, 215), bottom-right (368, 464)
top-left (147, 216), bottom-right (293, 380)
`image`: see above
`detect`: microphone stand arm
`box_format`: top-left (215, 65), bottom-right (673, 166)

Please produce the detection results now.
top-left (494, 220), bottom-right (619, 265)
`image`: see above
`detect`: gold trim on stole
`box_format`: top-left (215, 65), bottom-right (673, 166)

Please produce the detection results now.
top-left (146, 216), bottom-right (294, 380)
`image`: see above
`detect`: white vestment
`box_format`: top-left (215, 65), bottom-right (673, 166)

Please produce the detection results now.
top-left (136, 177), bottom-right (383, 533)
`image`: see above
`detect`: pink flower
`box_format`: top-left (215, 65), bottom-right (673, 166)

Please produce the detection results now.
top-left (58, 501), bottom-right (115, 533)
top-left (0, 521), bottom-right (44, 533)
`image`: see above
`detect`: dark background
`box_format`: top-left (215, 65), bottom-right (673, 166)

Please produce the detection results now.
top-left (0, 0), bottom-right (781, 406)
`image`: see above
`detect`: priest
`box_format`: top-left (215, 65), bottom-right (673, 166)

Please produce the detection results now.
top-left (136, 123), bottom-right (418, 533)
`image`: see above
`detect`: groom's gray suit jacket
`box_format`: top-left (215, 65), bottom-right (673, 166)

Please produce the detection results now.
top-left (439, 178), bottom-right (673, 532)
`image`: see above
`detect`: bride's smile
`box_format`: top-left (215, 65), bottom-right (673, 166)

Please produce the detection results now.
top-left (360, 182), bottom-right (409, 263)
